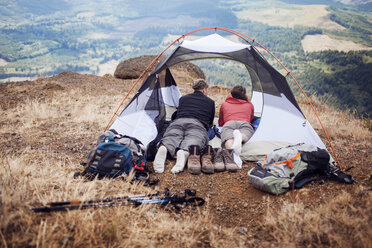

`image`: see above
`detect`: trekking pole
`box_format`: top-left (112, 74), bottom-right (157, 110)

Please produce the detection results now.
top-left (32, 199), bottom-right (143, 213)
top-left (32, 191), bottom-right (161, 213)
top-left (32, 193), bottom-right (205, 213)
top-left (47, 191), bottom-right (161, 207)
top-left (31, 189), bottom-right (205, 213)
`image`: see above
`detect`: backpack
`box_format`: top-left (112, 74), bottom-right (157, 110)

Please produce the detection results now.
top-left (247, 143), bottom-right (332, 195)
top-left (81, 130), bottom-right (147, 180)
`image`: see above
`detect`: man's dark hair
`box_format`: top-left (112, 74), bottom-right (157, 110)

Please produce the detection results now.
top-left (192, 79), bottom-right (209, 91)
top-left (231, 85), bottom-right (248, 101)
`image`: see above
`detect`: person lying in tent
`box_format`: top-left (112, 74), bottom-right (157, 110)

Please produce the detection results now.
top-left (153, 79), bottom-right (215, 175)
top-left (216, 85), bottom-right (255, 171)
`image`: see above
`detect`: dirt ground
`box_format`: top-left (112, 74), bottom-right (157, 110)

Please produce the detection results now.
top-left (1, 71), bottom-right (371, 236)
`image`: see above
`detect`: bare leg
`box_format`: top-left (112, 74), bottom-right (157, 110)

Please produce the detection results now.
top-left (224, 139), bottom-right (234, 149)
top-left (225, 133), bottom-right (248, 148)
top-left (241, 134), bottom-right (249, 143)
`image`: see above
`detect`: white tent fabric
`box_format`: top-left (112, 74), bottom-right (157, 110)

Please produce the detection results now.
top-left (249, 93), bottom-right (325, 148)
top-left (161, 85), bottom-right (182, 107)
top-left (250, 90), bottom-right (263, 116)
top-left (121, 88), bottom-right (153, 114)
top-left (110, 110), bottom-right (157, 147)
top-left (181, 33), bottom-right (251, 53)
top-left (110, 78), bottom-right (182, 147)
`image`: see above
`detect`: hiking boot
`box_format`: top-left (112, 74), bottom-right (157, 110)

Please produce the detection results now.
top-left (213, 148), bottom-right (225, 172)
top-left (188, 145), bottom-right (201, 175)
top-left (201, 145), bottom-right (214, 174)
top-left (222, 149), bottom-right (239, 172)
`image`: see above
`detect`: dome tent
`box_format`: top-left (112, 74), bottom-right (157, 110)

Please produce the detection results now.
top-left (107, 27), bottom-right (337, 163)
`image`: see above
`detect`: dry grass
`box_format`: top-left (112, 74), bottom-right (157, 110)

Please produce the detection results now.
top-left (262, 187), bottom-right (372, 247)
top-left (298, 95), bottom-right (371, 141)
top-left (1, 74), bottom-right (371, 247)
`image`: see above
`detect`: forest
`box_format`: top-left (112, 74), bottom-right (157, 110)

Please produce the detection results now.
top-left (0, 0), bottom-right (371, 117)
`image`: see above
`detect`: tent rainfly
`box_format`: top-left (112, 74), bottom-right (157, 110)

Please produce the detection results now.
top-left (108, 28), bottom-right (335, 162)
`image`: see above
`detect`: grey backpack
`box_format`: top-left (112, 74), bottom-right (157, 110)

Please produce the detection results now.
top-left (247, 143), bottom-right (331, 195)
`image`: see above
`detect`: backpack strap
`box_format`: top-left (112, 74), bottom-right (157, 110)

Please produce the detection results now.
top-left (325, 166), bottom-right (355, 184)
top-left (108, 129), bottom-right (144, 147)
top-left (273, 152), bottom-right (301, 169)
top-left (294, 176), bottom-right (326, 189)
top-left (262, 152), bottom-right (301, 169)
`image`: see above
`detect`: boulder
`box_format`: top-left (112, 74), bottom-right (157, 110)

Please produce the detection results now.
top-left (114, 55), bottom-right (205, 80)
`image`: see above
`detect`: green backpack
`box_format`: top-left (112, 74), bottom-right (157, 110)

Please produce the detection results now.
top-left (247, 143), bottom-right (331, 195)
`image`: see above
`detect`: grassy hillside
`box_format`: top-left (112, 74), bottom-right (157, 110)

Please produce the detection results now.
top-left (0, 72), bottom-right (371, 247)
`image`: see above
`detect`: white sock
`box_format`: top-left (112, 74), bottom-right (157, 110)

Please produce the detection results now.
top-left (233, 152), bottom-right (243, 169)
top-left (231, 130), bottom-right (242, 155)
top-left (171, 150), bottom-right (189, 174)
top-left (153, 145), bottom-right (167, 173)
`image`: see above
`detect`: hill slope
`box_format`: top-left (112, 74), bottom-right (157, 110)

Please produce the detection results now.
top-left (0, 72), bottom-right (371, 247)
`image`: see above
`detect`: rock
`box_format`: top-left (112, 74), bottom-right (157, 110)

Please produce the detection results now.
top-left (114, 55), bottom-right (205, 80)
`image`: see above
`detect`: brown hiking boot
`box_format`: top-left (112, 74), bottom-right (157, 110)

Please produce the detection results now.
top-left (213, 148), bottom-right (225, 172)
top-left (188, 145), bottom-right (201, 175)
top-left (222, 149), bottom-right (239, 172)
top-left (201, 145), bottom-right (214, 174)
